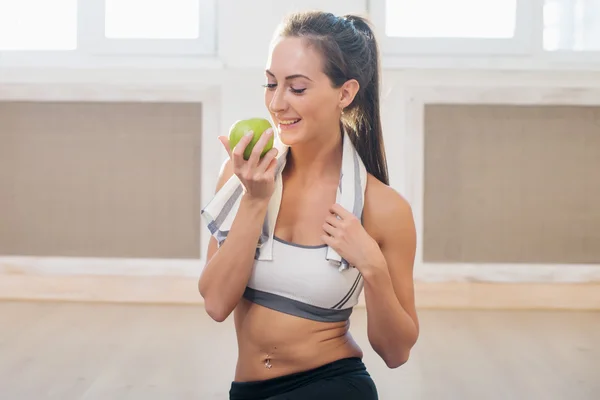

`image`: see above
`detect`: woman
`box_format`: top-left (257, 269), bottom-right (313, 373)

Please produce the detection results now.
top-left (199, 10), bottom-right (419, 400)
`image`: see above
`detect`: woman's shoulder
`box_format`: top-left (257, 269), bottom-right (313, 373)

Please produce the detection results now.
top-left (363, 174), bottom-right (415, 244)
top-left (364, 174), bottom-right (412, 214)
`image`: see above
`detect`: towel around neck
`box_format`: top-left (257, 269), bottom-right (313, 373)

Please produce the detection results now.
top-left (201, 131), bottom-right (367, 271)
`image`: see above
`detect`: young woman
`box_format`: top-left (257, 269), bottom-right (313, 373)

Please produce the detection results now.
top-left (199, 11), bottom-right (419, 400)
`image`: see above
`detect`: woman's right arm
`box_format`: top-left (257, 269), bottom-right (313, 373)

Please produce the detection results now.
top-left (198, 129), bottom-right (278, 322)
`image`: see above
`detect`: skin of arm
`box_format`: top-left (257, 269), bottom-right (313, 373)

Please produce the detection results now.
top-left (362, 177), bottom-right (420, 368)
top-left (321, 175), bottom-right (419, 368)
top-left (198, 159), bottom-right (270, 322)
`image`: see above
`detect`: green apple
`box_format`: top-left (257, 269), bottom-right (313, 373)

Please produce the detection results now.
top-left (228, 118), bottom-right (274, 160)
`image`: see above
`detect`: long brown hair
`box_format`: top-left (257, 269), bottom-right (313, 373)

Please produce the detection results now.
top-left (276, 11), bottom-right (389, 185)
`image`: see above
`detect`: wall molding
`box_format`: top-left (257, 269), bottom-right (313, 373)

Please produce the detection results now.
top-left (389, 85), bottom-right (600, 283)
top-left (2, 256), bottom-right (600, 283)
top-left (0, 82), bottom-right (224, 269)
top-left (1, 271), bottom-right (598, 310)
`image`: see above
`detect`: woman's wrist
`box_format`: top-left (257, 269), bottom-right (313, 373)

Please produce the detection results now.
top-left (240, 193), bottom-right (271, 212)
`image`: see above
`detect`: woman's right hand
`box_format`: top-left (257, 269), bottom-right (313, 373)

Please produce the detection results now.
top-left (218, 128), bottom-right (279, 202)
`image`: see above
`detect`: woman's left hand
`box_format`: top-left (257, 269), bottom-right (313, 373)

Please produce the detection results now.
top-left (321, 203), bottom-right (387, 274)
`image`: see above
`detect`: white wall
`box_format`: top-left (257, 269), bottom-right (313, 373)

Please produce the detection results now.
top-left (1, 0), bottom-right (600, 283)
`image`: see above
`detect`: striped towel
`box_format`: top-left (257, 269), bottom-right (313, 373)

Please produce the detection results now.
top-left (200, 131), bottom-right (367, 271)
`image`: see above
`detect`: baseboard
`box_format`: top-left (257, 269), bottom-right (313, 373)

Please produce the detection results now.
top-left (409, 281), bottom-right (600, 310)
top-left (0, 274), bottom-right (202, 305)
top-left (1, 273), bottom-right (599, 310)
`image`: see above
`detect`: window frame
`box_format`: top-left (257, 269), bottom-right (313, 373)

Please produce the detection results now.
top-left (0, 0), bottom-right (217, 64)
top-left (79, 0), bottom-right (217, 56)
top-left (369, 0), bottom-right (535, 56)
top-left (370, 0), bottom-right (600, 67)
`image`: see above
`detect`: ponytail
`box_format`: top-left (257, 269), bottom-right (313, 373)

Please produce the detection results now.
top-left (340, 15), bottom-right (389, 185)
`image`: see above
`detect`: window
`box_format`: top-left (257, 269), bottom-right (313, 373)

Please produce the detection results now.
top-left (0, 0), bottom-right (216, 56)
top-left (543, 0), bottom-right (600, 51)
top-left (81, 0), bottom-right (215, 55)
top-left (371, 0), bottom-right (533, 56)
top-left (385, 0), bottom-right (517, 39)
top-left (373, 0), bottom-right (600, 61)
top-left (0, 0), bottom-right (77, 50)
top-left (105, 0), bottom-right (200, 39)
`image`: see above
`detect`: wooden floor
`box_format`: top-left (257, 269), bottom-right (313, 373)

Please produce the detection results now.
top-left (0, 301), bottom-right (598, 400)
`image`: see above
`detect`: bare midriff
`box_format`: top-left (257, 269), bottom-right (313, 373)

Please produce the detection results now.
top-left (232, 298), bottom-right (363, 382)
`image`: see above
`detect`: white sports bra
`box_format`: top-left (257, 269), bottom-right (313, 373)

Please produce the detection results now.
top-left (243, 235), bottom-right (364, 323)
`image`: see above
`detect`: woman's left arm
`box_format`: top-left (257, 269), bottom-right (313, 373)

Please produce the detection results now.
top-left (322, 181), bottom-right (419, 369)
top-left (362, 191), bottom-right (419, 368)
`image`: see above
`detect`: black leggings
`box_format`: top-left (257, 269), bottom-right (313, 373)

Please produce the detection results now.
top-left (229, 357), bottom-right (378, 400)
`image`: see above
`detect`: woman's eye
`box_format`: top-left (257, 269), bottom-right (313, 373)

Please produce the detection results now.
top-left (290, 87), bottom-right (306, 94)
top-left (262, 83), bottom-right (305, 94)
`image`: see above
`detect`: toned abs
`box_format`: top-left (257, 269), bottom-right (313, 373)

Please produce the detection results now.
top-left (232, 299), bottom-right (363, 382)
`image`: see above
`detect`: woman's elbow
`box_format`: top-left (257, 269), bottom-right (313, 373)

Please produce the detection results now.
top-left (383, 349), bottom-right (411, 369)
top-left (198, 284), bottom-right (229, 322)
top-left (385, 350), bottom-right (411, 369)
top-left (385, 328), bottom-right (419, 368)
top-left (202, 298), bottom-right (230, 322)
top-left (206, 308), bottom-right (229, 323)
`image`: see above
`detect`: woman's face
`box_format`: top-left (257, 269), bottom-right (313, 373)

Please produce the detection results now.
top-left (264, 37), bottom-right (343, 147)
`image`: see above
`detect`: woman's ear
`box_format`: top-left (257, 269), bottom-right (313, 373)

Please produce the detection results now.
top-left (339, 79), bottom-right (360, 109)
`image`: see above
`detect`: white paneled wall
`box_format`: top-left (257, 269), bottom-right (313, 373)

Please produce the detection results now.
top-left (1, 0), bottom-right (600, 284)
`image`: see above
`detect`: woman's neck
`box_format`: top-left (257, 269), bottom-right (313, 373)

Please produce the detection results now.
top-left (284, 129), bottom-right (343, 185)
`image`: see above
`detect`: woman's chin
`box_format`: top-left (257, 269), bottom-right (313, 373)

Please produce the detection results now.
top-left (277, 130), bottom-right (302, 147)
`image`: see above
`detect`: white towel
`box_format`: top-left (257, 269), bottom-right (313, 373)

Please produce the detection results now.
top-left (200, 131), bottom-right (367, 271)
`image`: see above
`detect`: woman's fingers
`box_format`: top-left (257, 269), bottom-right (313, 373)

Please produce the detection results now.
top-left (256, 147), bottom-right (278, 174)
top-left (219, 129), bottom-right (278, 202)
top-left (247, 128), bottom-right (274, 167)
top-left (231, 132), bottom-right (254, 170)
top-left (324, 214), bottom-right (342, 228)
top-left (263, 152), bottom-right (280, 178)
top-left (322, 220), bottom-right (338, 237)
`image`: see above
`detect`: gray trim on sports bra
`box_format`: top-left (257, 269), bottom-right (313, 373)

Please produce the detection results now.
top-left (243, 287), bottom-right (353, 323)
top-left (273, 235), bottom-right (327, 249)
